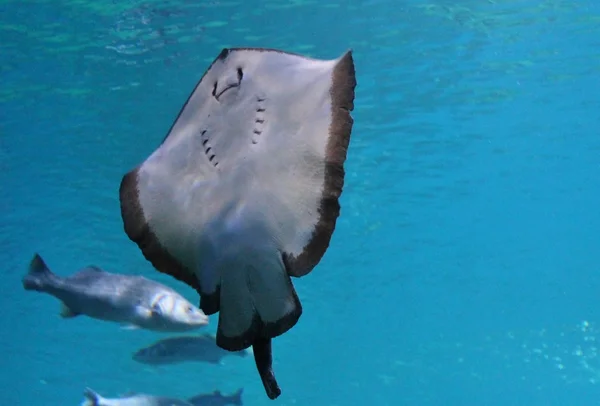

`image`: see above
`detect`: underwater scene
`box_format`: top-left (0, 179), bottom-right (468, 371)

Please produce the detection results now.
top-left (2, 0), bottom-right (600, 405)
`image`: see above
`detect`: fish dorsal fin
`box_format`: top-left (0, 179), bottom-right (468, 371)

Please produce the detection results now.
top-left (82, 387), bottom-right (102, 406)
top-left (29, 253), bottom-right (51, 275)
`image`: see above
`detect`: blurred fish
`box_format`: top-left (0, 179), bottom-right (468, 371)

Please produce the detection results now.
top-left (187, 389), bottom-right (243, 406)
top-left (22, 253), bottom-right (209, 332)
top-left (81, 387), bottom-right (192, 406)
top-left (132, 333), bottom-right (250, 366)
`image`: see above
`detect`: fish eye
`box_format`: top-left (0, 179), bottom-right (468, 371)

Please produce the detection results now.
top-left (186, 305), bottom-right (193, 313)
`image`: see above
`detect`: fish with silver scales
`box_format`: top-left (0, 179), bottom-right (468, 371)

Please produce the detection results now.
top-left (22, 253), bottom-right (208, 332)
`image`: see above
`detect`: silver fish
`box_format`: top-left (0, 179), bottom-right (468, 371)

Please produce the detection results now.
top-left (187, 389), bottom-right (243, 406)
top-left (81, 388), bottom-right (193, 406)
top-left (22, 253), bottom-right (208, 332)
top-left (132, 333), bottom-right (250, 365)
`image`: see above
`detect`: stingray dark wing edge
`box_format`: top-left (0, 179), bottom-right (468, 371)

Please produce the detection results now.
top-left (118, 169), bottom-right (205, 301)
top-left (283, 50), bottom-right (357, 278)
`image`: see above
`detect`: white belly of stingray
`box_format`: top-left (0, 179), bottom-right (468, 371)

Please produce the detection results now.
top-left (121, 47), bottom-right (355, 358)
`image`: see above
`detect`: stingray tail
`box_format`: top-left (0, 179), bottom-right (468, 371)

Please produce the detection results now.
top-left (253, 338), bottom-right (281, 400)
top-left (22, 253), bottom-right (59, 292)
top-left (81, 388), bottom-right (102, 406)
top-left (216, 251), bottom-right (301, 400)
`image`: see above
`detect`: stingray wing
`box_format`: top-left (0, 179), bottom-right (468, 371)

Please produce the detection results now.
top-left (221, 48), bottom-right (357, 279)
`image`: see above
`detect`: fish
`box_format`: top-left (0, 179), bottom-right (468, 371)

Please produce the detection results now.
top-left (132, 333), bottom-right (250, 366)
top-left (22, 253), bottom-right (209, 332)
top-left (187, 388), bottom-right (243, 406)
top-left (118, 47), bottom-right (356, 398)
top-left (81, 387), bottom-right (193, 406)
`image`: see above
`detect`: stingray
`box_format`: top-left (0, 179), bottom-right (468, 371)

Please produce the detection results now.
top-left (118, 47), bottom-right (357, 399)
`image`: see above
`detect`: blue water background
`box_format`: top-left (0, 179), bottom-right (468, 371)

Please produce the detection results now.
top-left (2, 0), bottom-right (600, 405)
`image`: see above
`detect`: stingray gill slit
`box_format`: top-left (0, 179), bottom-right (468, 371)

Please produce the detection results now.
top-left (118, 47), bottom-right (357, 400)
top-left (252, 95), bottom-right (266, 144)
top-left (212, 66), bottom-right (243, 101)
top-left (200, 130), bottom-right (219, 167)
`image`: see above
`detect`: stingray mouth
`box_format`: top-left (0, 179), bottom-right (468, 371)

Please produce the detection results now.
top-left (212, 67), bottom-right (244, 101)
top-left (214, 84), bottom-right (239, 100)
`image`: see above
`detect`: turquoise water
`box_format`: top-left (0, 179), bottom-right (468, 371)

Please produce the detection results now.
top-left (2, 0), bottom-right (600, 405)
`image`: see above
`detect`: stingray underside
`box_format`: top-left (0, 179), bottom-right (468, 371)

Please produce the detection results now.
top-left (119, 46), bottom-right (356, 387)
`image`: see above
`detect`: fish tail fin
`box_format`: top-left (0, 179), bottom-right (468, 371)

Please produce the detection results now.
top-left (233, 388), bottom-right (244, 405)
top-left (22, 253), bottom-right (57, 291)
top-left (81, 388), bottom-right (102, 406)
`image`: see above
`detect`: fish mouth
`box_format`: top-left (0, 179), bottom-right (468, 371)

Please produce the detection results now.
top-left (193, 314), bottom-right (210, 326)
top-left (174, 314), bottom-right (208, 330)
top-left (192, 310), bottom-right (210, 325)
